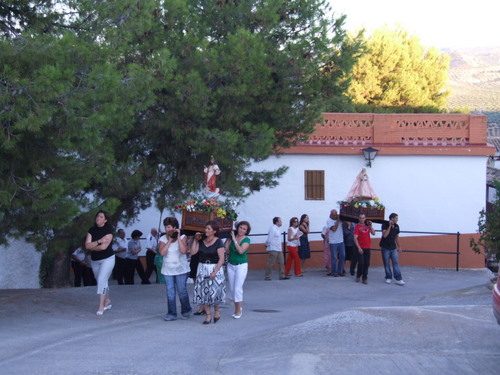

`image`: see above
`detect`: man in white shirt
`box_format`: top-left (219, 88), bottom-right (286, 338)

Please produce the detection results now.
top-left (112, 229), bottom-right (128, 285)
top-left (144, 228), bottom-right (159, 283)
top-left (264, 217), bottom-right (289, 281)
top-left (326, 209), bottom-right (346, 277)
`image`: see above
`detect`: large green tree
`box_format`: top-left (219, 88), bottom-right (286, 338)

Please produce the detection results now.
top-left (1, 0), bottom-right (360, 286)
top-left (348, 25), bottom-right (450, 112)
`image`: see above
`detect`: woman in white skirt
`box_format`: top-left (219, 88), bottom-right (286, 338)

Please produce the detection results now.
top-left (85, 210), bottom-right (115, 315)
top-left (190, 220), bottom-right (226, 324)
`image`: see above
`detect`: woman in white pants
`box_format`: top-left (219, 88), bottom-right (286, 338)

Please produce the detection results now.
top-left (225, 221), bottom-right (251, 319)
top-left (85, 210), bottom-right (115, 315)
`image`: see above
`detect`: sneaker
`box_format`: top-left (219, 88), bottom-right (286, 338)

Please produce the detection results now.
top-left (164, 315), bottom-right (177, 321)
top-left (355, 277), bottom-right (361, 283)
top-left (362, 279), bottom-right (368, 284)
top-left (385, 279), bottom-right (392, 284)
top-left (264, 277), bottom-right (271, 281)
top-left (395, 279), bottom-right (406, 286)
top-left (279, 276), bottom-right (290, 280)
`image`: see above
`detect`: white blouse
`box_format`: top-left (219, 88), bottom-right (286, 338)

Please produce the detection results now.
top-left (287, 226), bottom-right (300, 247)
top-left (159, 234), bottom-right (190, 276)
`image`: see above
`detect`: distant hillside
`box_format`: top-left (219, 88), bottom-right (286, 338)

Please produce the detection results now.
top-left (445, 47), bottom-right (500, 112)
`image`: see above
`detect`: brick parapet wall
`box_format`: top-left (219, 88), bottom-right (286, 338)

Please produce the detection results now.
top-left (286, 113), bottom-right (495, 156)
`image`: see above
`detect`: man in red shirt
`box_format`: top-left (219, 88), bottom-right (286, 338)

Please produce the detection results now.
top-left (353, 214), bottom-right (376, 284)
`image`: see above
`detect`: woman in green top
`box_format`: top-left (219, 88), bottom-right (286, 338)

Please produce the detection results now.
top-left (225, 220), bottom-right (251, 319)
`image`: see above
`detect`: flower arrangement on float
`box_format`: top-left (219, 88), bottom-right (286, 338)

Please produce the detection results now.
top-left (337, 196), bottom-right (385, 210)
top-left (174, 192), bottom-right (239, 221)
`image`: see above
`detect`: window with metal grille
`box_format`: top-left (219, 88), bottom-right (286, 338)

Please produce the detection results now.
top-left (304, 170), bottom-right (324, 200)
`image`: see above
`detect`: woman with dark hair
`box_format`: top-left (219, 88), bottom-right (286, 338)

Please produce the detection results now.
top-left (158, 217), bottom-right (192, 321)
top-left (225, 221), bottom-right (251, 319)
top-left (285, 217), bottom-right (303, 277)
top-left (298, 214), bottom-right (311, 273)
top-left (190, 220), bottom-right (226, 324)
top-left (85, 210), bottom-right (115, 315)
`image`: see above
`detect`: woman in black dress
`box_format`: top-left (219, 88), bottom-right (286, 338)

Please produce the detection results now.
top-left (190, 221), bottom-right (226, 324)
top-left (298, 214), bottom-right (311, 272)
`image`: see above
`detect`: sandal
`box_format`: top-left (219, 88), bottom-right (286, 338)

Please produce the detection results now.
top-left (203, 314), bottom-right (212, 325)
top-left (213, 312), bottom-right (221, 323)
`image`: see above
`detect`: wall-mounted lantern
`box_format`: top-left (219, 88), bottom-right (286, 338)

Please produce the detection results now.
top-left (361, 147), bottom-right (379, 168)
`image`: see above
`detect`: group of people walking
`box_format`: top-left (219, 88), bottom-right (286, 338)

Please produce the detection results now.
top-left (264, 214), bottom-right (311, 280)
top-left (263, 210), bottom-right (405, 287)
top-left (83, 208), bottom-right (405, 319)
top-left (84, 210), bottom-right (251, 323)
top-left (322, 209), bottom-right (405, 286)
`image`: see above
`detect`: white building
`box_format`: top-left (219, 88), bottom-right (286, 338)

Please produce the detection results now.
top-left (129, 113), bottom-right (494, 269)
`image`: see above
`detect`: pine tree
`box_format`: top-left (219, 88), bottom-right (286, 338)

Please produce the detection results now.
top-left (1, 0), bottom-right (361, 286)
top-left (348, 25), bottom-right (450, 112)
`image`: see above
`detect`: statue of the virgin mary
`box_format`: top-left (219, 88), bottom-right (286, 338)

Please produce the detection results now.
top-left (345, 168), bottom-right (377, 200)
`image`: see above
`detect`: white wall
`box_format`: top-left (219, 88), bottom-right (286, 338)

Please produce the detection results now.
top-left (121, 153), bottom-right (489, 243)
top-left (235, 153), bottom-right (488, 239)
top-left (0, 239), bottom-right (41, 289)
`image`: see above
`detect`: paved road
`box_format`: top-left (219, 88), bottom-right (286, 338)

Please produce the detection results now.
top-left (0, 266), bottom-right (498, 375)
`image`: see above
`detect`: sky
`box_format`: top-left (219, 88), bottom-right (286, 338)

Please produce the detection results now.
top-left (329, 0), bottom-right (500, 49)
